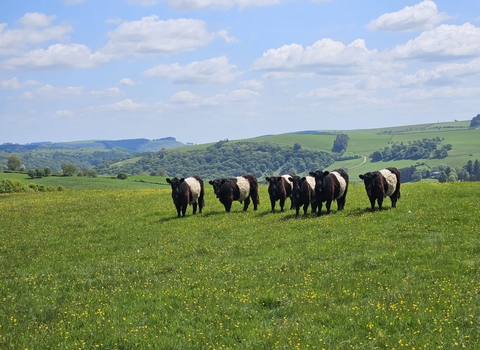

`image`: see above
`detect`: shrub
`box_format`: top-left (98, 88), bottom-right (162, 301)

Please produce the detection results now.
top-left (0, 179), bottom-right (28, 194)
top-left (117, 172), bottom-right (128, 180)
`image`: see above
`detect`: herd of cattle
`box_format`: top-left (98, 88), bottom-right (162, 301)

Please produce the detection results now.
top-left (166, 167), bottom-right (401, 218)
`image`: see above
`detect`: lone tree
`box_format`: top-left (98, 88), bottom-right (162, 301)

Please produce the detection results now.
top-left (470, 114), bottom-right (480, 128)
top-left (7, 155), bottom-right (22, 171)
top-left (61, 163), bottom-right (78, 176)
top-left (332, 134), bottom-right (349, 153)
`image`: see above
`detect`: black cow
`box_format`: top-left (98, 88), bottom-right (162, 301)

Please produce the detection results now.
top-left (358, 167), bottom-right (401, 211)
top-left (166, 176), bottom-right (205, 217)
top-left (265, 175), bottom-right (294, 212)
top-left (209, 174), bottom-right (259, 212)
top-left (289, 175), bottom-right (317, 217)
top-left (309, 169), bottom-right (349, 216)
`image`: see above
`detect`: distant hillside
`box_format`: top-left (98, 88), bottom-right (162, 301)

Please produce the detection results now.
top-left (0, 137), bottom-right (186, 152)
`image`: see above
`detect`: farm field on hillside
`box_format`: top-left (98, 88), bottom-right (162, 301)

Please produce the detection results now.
top-left (1, 182), bottom-right (479, 349)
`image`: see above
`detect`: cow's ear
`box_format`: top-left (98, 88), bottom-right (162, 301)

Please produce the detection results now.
top-left (208, 180), bottom-right (214, 185)
top-left (372, 173), bottom-right (378, 178)
top-left (265, 177), bottom-right (270, 181)
top-left (309, 171), bottom-right (315, 177)
top-left (288, 177), bottom-right (293, 182)
top-left (166, 178), bottom-right (171, 183)
top-left (221, 179), bottom-right (226, 184)
top-left (359, 174), bottom-right (364, 180)
top-left (276, 176), bottom-right (282, 181)
top-left (301, 177), bottom-right (306, 181)
top-left (179, 178), bottom-right (185, 182)
top-left (323, 171), bottom-right (330, 176)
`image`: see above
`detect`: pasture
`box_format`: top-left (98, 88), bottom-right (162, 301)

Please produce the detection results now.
top-left (1, 181), bottom-right (479, 349)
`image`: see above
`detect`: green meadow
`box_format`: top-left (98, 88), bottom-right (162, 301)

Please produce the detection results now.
top-left (1, 180), bottom-right (479, 349)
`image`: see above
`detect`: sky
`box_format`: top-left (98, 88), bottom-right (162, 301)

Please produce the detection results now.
top-left (1, 0), bottom-right (480, 145)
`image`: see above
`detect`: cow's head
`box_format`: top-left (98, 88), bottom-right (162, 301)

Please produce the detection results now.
top-left (359, 172), bottom-right (377, 196)
top-left (265, 176), bottom-right (282, 195)
top-left (289, 176), bottom-right (302, 199)
top-left (208, 179), bottom-right (224, 197)
top-left (166, 177), bottom-right (185, 199)
top-left (309, 170), bottom-right (329, 193)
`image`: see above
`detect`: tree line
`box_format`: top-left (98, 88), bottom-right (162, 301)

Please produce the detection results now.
top-left (370, 137), bottom-right (452, 162)
top-left (95, 141), bottom-right (336, 179)
top-left (399, 159), bottom-right (480, 183)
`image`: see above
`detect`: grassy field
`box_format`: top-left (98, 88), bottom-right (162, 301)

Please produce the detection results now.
top-left (1, 181), bottom-right (479, 349)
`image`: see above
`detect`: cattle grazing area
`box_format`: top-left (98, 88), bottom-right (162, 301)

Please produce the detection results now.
top-left (1, 182), bottom-right (480, 349)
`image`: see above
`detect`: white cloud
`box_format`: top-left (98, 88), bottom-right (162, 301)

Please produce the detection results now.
top-left (19, 13), bottom-right (56, 27)
top-left (106, 17), bottom-right (123, 24)
top-left (367, 0), bottom-right (451, 32)
top-left (0, 19), bottom-right (72, 56)
top-left (143, 56), bottom-right (242, 83)
top-left (86, 99), bottom-right (149, 112)
top-left (90, 87), bottom-right (124, 97)
top-left (295, 82), bottom-right (362, 100)
top-left (62, 0), bottom-right (84, 4)
top-left (401, 58), bottom-right (480, 86)
top-left (0, 77), bottom-right (40, 89)
top-left (118, 78), bottom-right (140, 86)
top-left (54, 109), bottom-right (75, 118)
top-left (163, 0), bottom-right (280, 11)
top-left (169, 91), bottom-right (202, 104)
top-left (396, 86), bottom-right (480, 100)
top-left (203, 89), bottom-right (259, 105)
top-left (238, 79), bottom-right (264, 90)
top-left (251, 38), bottom-right (377, 74)
top-left (126, 0), bottom-right (159, 6)
top-left (0, 43), bottom-right (110, 70)
top-left (21, 84), bottom-right (84, 99)
top-left (101, 15), bottom-right (234, 57)
top-left (390, 23), bottom-right (480, 60)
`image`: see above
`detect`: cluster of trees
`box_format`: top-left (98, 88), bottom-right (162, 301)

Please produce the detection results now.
top-left (1, 149), bottom-right (136, 172)
top-left (470, 114), bottom-right (480, 128)
top-left (332, 134), bottom-right (349, 153)
top-left (95, 141), bottom-right (335, 179)
top-left (399, 159), bottom-right (480, 183)
top-left (371, 137), bottom-right (452, 162)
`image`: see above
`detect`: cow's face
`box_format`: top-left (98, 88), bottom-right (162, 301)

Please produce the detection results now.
top-left (209, 179), bottom-right (223, 197)
top-left (309, 170), bottom-right (329, 193)
top-left (266, 177), bottom-right (281, 195)
top-left (289, 176), bottom-right (302, 199)
top-left (359, 172), bottom-right (376, 196)
top-left (166, 177), bottom-right (185, 199)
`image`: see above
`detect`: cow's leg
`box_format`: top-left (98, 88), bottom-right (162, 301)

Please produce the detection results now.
top-left (176, 204), bottom-right (181, 217)
top-left (377, 197), bottom-right (384, 210)
top-left (223, 200), bottom-right (232, 212)
top-left (198, 194), bottom-right (204, 213)
top-left (390, 194), bottom-right (398, 208)
top-left (325, 199), bottom-right (333, 214)
top-left (337, 195), bottom-right (346, 210)
top-left (270, 198), bottom-right (276, 212)
top-left (303, 203), bottom-right (309, 215)
top-left (243, 197), bottom-right (251, 211)
top-left (369, 197), bottom-right (376, 212)
top-left (192, 202), bottom-right (198, 215)
top-left (295, 205), bottom-right (300, 218)
top-left (181, 205), bottom-right (188, 217)
top-left (316, 202), bottom-right (322, 216)
top-left (279, 198), bottom-right (285, 212)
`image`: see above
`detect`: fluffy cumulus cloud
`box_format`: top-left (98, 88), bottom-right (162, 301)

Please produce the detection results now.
top-left (21, 84), bottom-right (84, 99)
top-left (54, 109), bottom-right (75, 118)
top-left (0, 44), bottom-right (110, 70)
top-left (0, 14), bottom-right (72, 56)
top-left (238, 79), bottom-right (264, 90)
top-left (163, 0), bottom-right (280, 11)
top-left (251, 38), bottom-right (377, 74)
top-left (86, 99), bottom-right (149, 112)
top-left (118, 78), bottom-right (140, 86)
top-left (0, 77), bottom-right (39, 89)
top-left (367, 0), bottom-right (450, 32)
top-left (390, 23), bottom-right (480, 60)
top-left (101, 15), bottom-right (234, 57)
top-left (169, 89), bottom-right (259, 106)
top-left (401, 58), bottom-right (480, 86)
top-left (143, 56), bottom-right (242, 83)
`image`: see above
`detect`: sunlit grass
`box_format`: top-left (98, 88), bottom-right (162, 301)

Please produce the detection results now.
top-left (1, 182), bottom-right (479, 349)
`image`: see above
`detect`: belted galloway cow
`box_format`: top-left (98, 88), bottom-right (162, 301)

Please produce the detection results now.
top-left (289, 175), bottom-right (316, 217)
top-left (309, 169), bottom-right (349, 216)
top-left (166, 176), bottom-right (205, 217)
top-left (209, 174), bottom-right (259, 212)
top-left (358, 167), bottom-right (401, 211)
top-left (265, 174), bottom-right (294, 212)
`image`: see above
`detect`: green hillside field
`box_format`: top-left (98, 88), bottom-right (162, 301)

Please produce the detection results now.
top-left (1, 181), bottom-right (479, 349)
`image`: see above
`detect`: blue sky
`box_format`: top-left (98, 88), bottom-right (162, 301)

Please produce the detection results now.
top-left (1, 0), bottom-right (479, 145)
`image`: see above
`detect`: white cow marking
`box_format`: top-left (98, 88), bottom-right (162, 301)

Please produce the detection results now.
top-left (331, 171), bottom-right (347, 199)
top-left (281, 174), bottom-right (293, 191)
top-left (185, 177), bottom-right (201, 203)
top-left (379, 169), bottom-right (397, 197)
top-left (236, 176), bottom-right (251, 201)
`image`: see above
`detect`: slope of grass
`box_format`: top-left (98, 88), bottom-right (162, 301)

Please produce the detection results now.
top-left (1, 182), bottom-right (479, 349)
